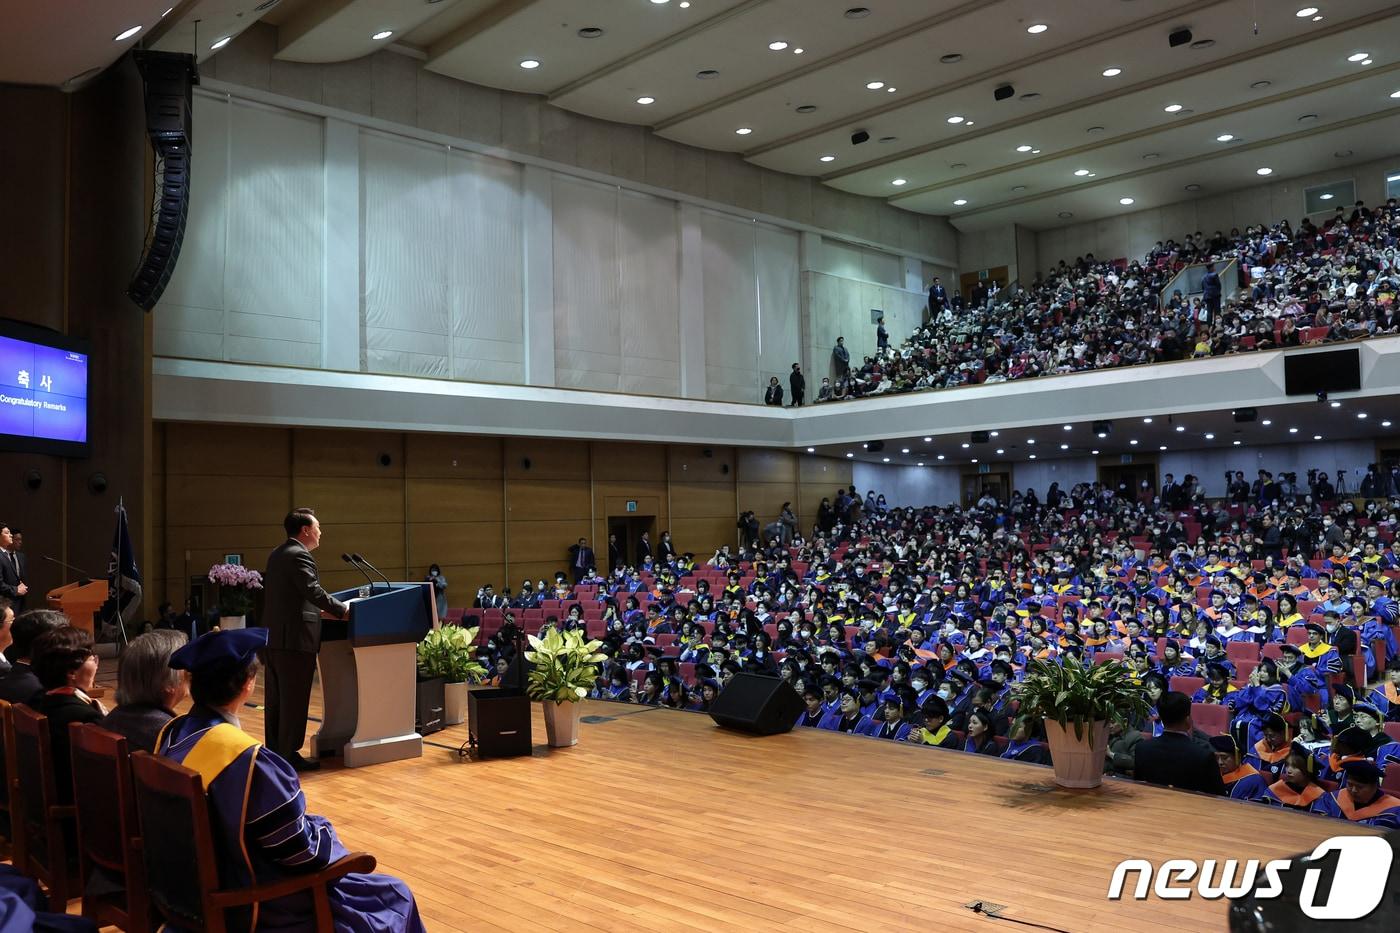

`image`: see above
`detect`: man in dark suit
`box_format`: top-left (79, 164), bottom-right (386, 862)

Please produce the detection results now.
top-left (568, 537), bottom-right (595, 585)
top-left (1133, 691), bottom-right (1226, 795)
top-left (636, 532), bottom-right (652, 567)
top-left (607, 534), bottom-right (622, 571)
top-left (0, 524), bottom-right (28, 612)
top-left (262, 508), bottom-right (347, 772)
top-left (928, 277), bottom-right (948, 315)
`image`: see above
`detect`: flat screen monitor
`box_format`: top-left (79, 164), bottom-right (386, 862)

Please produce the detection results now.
top-left (1282, 347), bottom-right (1361, 397)
top-left (0, 321), bottom-right (90, 457)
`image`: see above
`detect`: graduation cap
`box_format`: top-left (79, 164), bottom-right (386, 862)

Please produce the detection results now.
top-left (1334, 683), bottom-right (1356, 702)
top-left (990, 659), bottom-right (1015, 679)
top-left (856, 678), bottom-right (880, 693)
top-left (1279, 644), bottom-right (1303, 659)
top-left (1207, 734), bottom-right (1238, 755)
top-left (1163, 638), bottom-right (1181, 652)
top-left (1204, 634), bottom-right (1224, 650)
top-left (1352, 702), bottom-right (1383, 722)
top-left (1143, 672), bottom-right (1169, 692)
top-left (1341, 759), bottom-right (1385, 784)
top-left (171, 627), bottom-right (267, 674)
top-left (977, 677), bottom-right (1003, 692)
top-left (694, 662), bottom-right (716, 679)
top-left (1334, 726), bottom-right (1374, 753)
top-left (1304, 622), bottom-right (1327, 637)
top-left (1262, 712), bottom-right (1288, 733)
top-left (1205, 660), bottom-right (1231, 680)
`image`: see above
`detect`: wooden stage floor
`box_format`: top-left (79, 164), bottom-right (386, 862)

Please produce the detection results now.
top-left (93, 666), bottom-right (1369, 932)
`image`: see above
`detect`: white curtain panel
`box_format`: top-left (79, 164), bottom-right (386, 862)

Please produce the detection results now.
top-left (618, 189), bottom-right (680, 397)
top-left (552, 174), bottom-right (622, 391)
top-left (755, 223), bottom-right (801, 384)
top-left (700, 211), bottom-right (760, 404)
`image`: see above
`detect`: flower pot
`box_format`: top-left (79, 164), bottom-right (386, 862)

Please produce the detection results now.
top-left (542, 700), bottom-right (581, 748)
top-left (219, 615), bottom-right (246, 630)
top-left (443, 681), bottom-right (468, 726)
top-left (1042, 719), bottom-right (1110, 789)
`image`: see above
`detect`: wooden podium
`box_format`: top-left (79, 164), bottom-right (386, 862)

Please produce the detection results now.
top-left (46, 581), bottom-right (106, 636)
top-left (311, 582), bottom-right (434, 768)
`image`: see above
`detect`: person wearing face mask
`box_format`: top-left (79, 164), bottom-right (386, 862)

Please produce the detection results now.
top-left (907, 696), bottom-right (958, 748)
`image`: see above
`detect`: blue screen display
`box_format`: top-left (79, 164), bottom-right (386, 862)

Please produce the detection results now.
top-left (0, 335), bottom-right (88, 444)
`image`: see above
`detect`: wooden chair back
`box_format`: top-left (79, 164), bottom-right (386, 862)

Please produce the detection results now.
top-left (0, 699), bottom-right (21, 867)
top-left (9, 703), bottom-right (76, 910)
top-left (70, 723), bottom-right (150, 933)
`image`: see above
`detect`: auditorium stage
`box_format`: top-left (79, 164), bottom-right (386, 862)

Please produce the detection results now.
top-left (95, 664), bottom-right (1367, 932)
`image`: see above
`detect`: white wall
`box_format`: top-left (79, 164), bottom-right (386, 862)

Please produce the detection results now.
top-left (1159, 440), bottom-right (1377, 497)
top-left (854, 462), bottom-right (962, 508)
top-left (1035, 154), bottom-right (1400, 272)
top-left (1012, 456), bottom-right (1098, 498)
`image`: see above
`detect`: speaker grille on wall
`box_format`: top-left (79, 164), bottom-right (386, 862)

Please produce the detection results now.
top-left (1168, 28), bottom-right (1193, 47)
top-left (993, 84), bottom-right (1015, 101)
top-left (708, 674), bottom-right (803, 736)
top-left (127, 51), bottom-right (199, 312)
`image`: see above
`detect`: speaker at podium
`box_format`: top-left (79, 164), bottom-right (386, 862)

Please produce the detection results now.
top-left (310, 581), bottom-right (435, 767)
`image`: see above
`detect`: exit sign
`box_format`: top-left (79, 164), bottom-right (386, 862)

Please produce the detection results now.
top-left (626, 500), bottom-right (638, 512)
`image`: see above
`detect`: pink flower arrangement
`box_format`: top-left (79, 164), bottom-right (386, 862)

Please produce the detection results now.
top-left (208, 563), bottom-right (263, 589)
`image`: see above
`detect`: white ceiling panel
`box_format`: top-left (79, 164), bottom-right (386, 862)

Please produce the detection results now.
top-left (276, 0), bottom-right (487, 63)
top-left (2, 0), bottom-right (177, 86)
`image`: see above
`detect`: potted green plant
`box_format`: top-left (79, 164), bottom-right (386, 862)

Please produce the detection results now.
top-left (1013, 655), bottom-right (1151, 788)
top-left (524, 628), bottom-right (607, 747)
top-left (416, 625), bottom-right (487, 726)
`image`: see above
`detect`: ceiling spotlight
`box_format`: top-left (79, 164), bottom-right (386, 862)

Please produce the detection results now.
top-left (636, 96), bottom-right (655, 105)
top-left (1296, 7), bottom-right (1319, 16)
top-left (1256, 167), bottom-right (1273, 175)
top-left (892, 178), bottom-right (908, 186)
top-left (1058, 211), bottom-right (1074, 219)
top-left (937, 455), bottom-right (946, 460)
top-left (1102, 67), bottom-right (1122, 77)
top-left (887, 86), bottom-right (897, 93)
top-left (1298, 113), bottom-right (1319, 122)
top-left (1358, 412), bottom-right (1369, 419)
top-left (953, 198), bottom-right (968, 205)
top-left (923, 437), bottom-right (932, 442)
top-left (845, 7), bottom-right (872, 18)
top-left (1029, 455), bottom-right (1037, 460)
top-left (1321, 193), bottom-right (1334, 200)
top-left (1185, 184), bottom-right (1202, 191)
top-left (990, 431), bottom-right (1000, 438)
top-left (1027, 24), bottom-right (1049, 34)
top-left (1119, 197), bottom-right (1135, 205)
top-left (1092, 449), bottom-right (1100, 455)
top-left (1289, 427), bottom-right (1299, 433)
top-left (1020, 92), bottom-right (1041, 100)
top-left (1330, 400), bottom-right (1342, 408)
top-left (882, 458), bottom-right (890, 463)
top-left (1362, 59), bottom-right (1372, 65)
top-left (1190, 39), bottom-right (1215, 49)
top-left (806, 447), bottom-right (815, 453)
top-left (819, 154), bottom-right (836, 162)
top-left (1074, 169), bottom-right (1091, 176)
top-left (1391, 90), bottom-right (1400, 99)
top-left (519, 59), bottom-right (540, 69)
top-left (577, 26), bottom-right (604, 37)
top-left (941, 53), bottom-right (964, 64)
top-left (114, 26), bottom-right (142, 41)
top-left (1261, 419), bottom-right (1273, 426)
top-left (996, 448), bottom-right (1005, 455)
top-left (1312, 14), bottom-right (1322, 20)
top-left (697, 69), bottom-right (720, 79)
top-left (918, 462), bottom-right (925, 467)
top-left (793, 48), bottom-right (804, 54)
top-left (1217, 134), bottom-right (1235, 142)
top-left (211, 36), bottom-right (233, 50)
top-left (1159, 445), bottom-right (1168, 451)
top-left (971, 459), bottom-right (979, 464)
top-left (1016, 144), bottom-right (1033, 152)
top-left (1383, 421), bottom-right (1393, 427)
top-left (1027, 439), bottom-right (1036, 445)
top-left (1129, 439), bottom-right (1139, 446)
top-left (1060, 443), bottom-right (1070, 450)
top-left (961, 443), bottom-right (971, 449)
top-left (1204, 433), bottom-right (1215, 440)
top-left (1250, 80), bottom-right (1272, 89)
top-left (162, 6), bottom-right (173, 15)
top-left (769, 41), bottom-right (789, 51)
top-left (902, 448), bottom-right (911, 454)
top-left (1164, 104), bottom-right (1184, 113)
top-left (372, 30), bottom-right (394, 40)
top-left (1233, 440), bottom-right (1242, 446)
top-left (1313, 435), bottom-right (1323, 441)
top-left (1348, 52), bottom-right (1369, 62)
top-left (866, 81), bottom-right (886, 90)
top-left (1032, 149), bottom-right (1041, 154)
top-left (1175, 425), bottom-right (1185, 432)
top-left (735, 127), bottom-right (753, 135)
top-left (680, 1), bottom-right (691, 5)
top-left (651, 0), bottom-right (669, 4)
top-left (1063, 425), bottom-right (1072, 431)
top-left (946, 115), bottom-right (965, 124)
top-left (846, 452), bottom-right (854, 458)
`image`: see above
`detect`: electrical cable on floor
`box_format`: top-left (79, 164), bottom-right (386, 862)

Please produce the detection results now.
top-left (966, 902), bottom-right (1074, 933)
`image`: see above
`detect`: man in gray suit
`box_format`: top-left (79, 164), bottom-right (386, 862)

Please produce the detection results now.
top-left (262, 508), bottom-right (347, 771)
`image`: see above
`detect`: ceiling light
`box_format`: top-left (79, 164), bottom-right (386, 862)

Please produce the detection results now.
top-left (1159, 445), bottom-right (1168, 451)
top-left (1233, 440), bottom-right (1242, 446)
top-left (1335, 150), bottom-right (1353, 159)
top-left (735, 127), bottom-right (753, 135)
top-left (1296, 7), bottom-right (1318, 16)
top-left (1383, 421), bottom-right (1393, 427)
top-left (1102, 67), bottom-right (1122, 77)
top-left (372, 30), bottom-right (393, 40)
top-left (162, 6), bottom-right (173, 15)
top-left (1142, 418), bottom-right (1153, 424)
top-left (1031, 149), bottom-right (1041, 153)
top-left (519, 59), bottom-right (540, 69)
top-left (937, 454), bottom-right (946, 461)
top-left (1012, 186), bottom-right (1026, 193)
top-left (1217, 134), bottom-right (1235, 142)
top-left (1088, 173), bottom-right (1097, 177)
top-left (1320, 193), bottom-right (1334, 200)
top-left (578, 26), bottom-right (604, 37)
top-left (946, 115), bottom-right (965, 124)
top-left (1348, 52), bottom-right (1369, 62)
top-left (1119, 198), bottom-right (1135, 205)
top-left (769, 41), bottom-right (789, 51)
top-left (892, 178), bottom-right (907, 186)
top-left (882, 457), bottom-right (890, 463)
top-left (961, 443), bottom-right (971, 449)
top-left (1016, 145), bottom-right (1033, 152)
top-left (887, 87), bottom-right (897, 93)
top-left (1330, 400), bottom-right (1342, 408)
top-left (1027, 439), bottom-right (1036, 445)
top-left (1250, 80), bottom-right (1272, 89)
top-left (1074, 169), bottom-right (1091, 177)
top-left (918, 462), bottom-right (925, 467)
top-left (1057, 211), bottom-right (1074, 219)
top-left (1060, 443), bottom-right (1070, 450)
top-left (1358, 412), bottom-right (1369, 419)
top-left (1362, 60), bottom-right (1373, 65)
top-left (990, 431), bottom-right (1000, 438)
top-left (953, 198), bottom-right (968, 205)
top-left (795, 105), bottom-right (818, 114)
top-left (845, 7), bottom-right (872, 18)
top-left (1256, 167), bottom-right (1272, 175)
top-left (1185, 184), bottom-right (1202, 191)
top-left (805, 448), bottom-right (816, 454)
top-left (1204, 433), bottom-right (1215, 440)
top-left (1028, 455), bottom-right (1037, 460)
top-left (1164, 104), bottom-right (1183, 113)
top-left (880, 136), bottom-right (899, 143)
top-left (1289, 427), bottom-right (1299, 434)
top-left (996, 448), bottom-right (1005, 455)
top-left (793, 48), bottom-right (804, 54)
top-left (1087, 126), bottom-right (1105, 134)
top-left (1175, 425), bottom-right (1185, 432)
top-left (971, 459), bottom-right (979, 464)
top-left (1027, 24), bottom-right (1049, 34)
top-left (651, 0), bottom-right (669, 4)
top-left (697, 69), bottom-right (720, 79)
top-left (1312, 14), bottom-right (1322, 20)
top-left (819, 154), bottom-right (836, 162)
top-left (1020, 92), bottom-right (1041, 100)
top-left (1129, 439), bottom-right (1139, 446)
top-left (866, 81), bottom-right (886, 90)
top-left (1092, 449), bottom-right (1100, 455)
top-left (1190, 39), bottom-right (1215, 50)
top-left (902, 448), bottom-right (911, 454)
top-left (1391, 91), bottom-right (1400, 99)
top-left (1314, 435), bottom-right (1323, 441)
top-left (941, 53), bottom-right (963, 64)
top-left (846, 452), bottom-right (854, 458)
top-left (636, 96), bottom-right (655, 104)
top-left (211, 36), bottom-right (233, 50)
top-left (114, 26), bottom-right (142, 41)
top-left (1298, 113), bottom-right (1318, 122)
top-left (1063, 425), bottom-right (1072, 431)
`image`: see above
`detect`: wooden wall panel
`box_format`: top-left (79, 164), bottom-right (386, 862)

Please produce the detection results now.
top-left (800, 456), bottom-right (852, 487)
top-left (507, 520), bottom-right (591, 572)
top-left (593, 443), bottom-right (667, 482)
top-left (165, 424), bottom-right (290, 475)
top-left (165, 476), bottom-right (293, 529)
top-left (736, 482), bottom-right (798, 529)
top-left (507, 479), bottom-right (592, 522)
top-left (405, 478), bottom-right (504, 524)
top-left (669, 483), bottom-right (735, 520)
top-left (404, 434), bottom-right (502, 478)
top-left (737, 449), bottom-right (798, 484)
top-left (670, 518), bottom-right (737, 554)
top-left (408, 521), bottom-right (505, 568)
top-left (291, 476), bottom-right (405, 525)
top-left (668, 446), bottom-right (736, 483)
top-left (294, 429), bottom-right (405, 477)
top-left (504, 439), bottom-right (589, 480)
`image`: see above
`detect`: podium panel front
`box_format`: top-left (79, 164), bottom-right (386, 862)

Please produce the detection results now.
top-left (312, 582), bottom-right (433, 767)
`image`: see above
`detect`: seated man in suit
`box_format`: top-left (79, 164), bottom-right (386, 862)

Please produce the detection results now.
top-left (157, 628), bottom-right (426, 933)
top-left (1133, 691), bottom-right (1226, 796)
top-left (0, 609), bottom-right (67, 703)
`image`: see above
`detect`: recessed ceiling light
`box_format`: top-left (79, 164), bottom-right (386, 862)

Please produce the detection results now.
top-left (1334, 150), bottom-right (1353, 158)
top-left (1129, 439), bottom-right (1139, 446)
top-left (953, 198), bottom-right (968, 205)
top-left (578, 26), bottom-right (605, 38)
top-left (1057, 211), bottom-right (1073, 219)
top-left (651, 0), bottom-right (669, 4)
top-left (887, 87), bottom-right (897, 93)
top-left (946, 115), bottom-right (965, 124)
top-left (1164, 104), bottom-right (1183, 113)
top-left (1185, 184), bottom-right (1201, 191)
top-left (1298, 113), bottom-right (1319, 122)
top-left (696, 69), bottom-right (720, 79)
top-left (902, 448), bottom-right (911, 454)
top-left (1296, 7), bottom-right (1319, 16)
top-left (866, 81), bottom-right (885, 90)
top-left (1028, 455), bottom-right (1037, 460)
top-left (949, 162), bottom-right (966, 169)
top-left (1020, 92), bottom-right (1041, 100)
top-left (1142, 153), bottom-right (1161, 160)
top-left (211, 36), bottom-right (233, 50)
top-left (114, 26), bottom-right (142, 41)
top-left (372, 30), bottom-right (394, 40)
top-left (1312, 13), bottom-right (1322, 20)
top-left (795, 104), bottom-right (817, 113)
top-left (1217, 134), bottom-right (1235, 142)
top-left (937, 455), bottom-right (945, 460)
top-left (1159, 445), bottom-right (1168, 452)
top-left (1031, 149), bottom-right (1041, 154)
top-left (1175, 425), bottom-right (1185, 432)
top-left (793, 48), bottom-right (804, 54)
top-left (1060, 443), bottom-right (1069, 450)
top-left (846, 452), bottom-right (854, 458)
top-left (1074, 169), bottom-right (1090, 176)
top-left (1289, 427), bottom-right (1299, 433)
top-left (1233, 440), bottom-right (1242, 446)
top-left (971, 459), bottom-right (979, 464)
top-left (918, 462), bottom-right (925, 467)
top-left (990, 432), bottom-right (1000, 438)
top-left (1190, 39), bottom-right (1215, 49)
top-left (923, 437), bottom-right (932, 442)
top-left (845, 6), bottom-right (872, 18)
top-left (819, 154), bottom-right (836, 162)
top-left (1250, 80), bottom-right (1272, 90)
top-left (882, 457), bottom-right (890, 463)
top-left (768, 41), bottom-right (789, 51)
top-left (1063, 425), bottom-right (1072, 430)
top-left (1313, 435), bottom-right (1323, 441)
top-left (940, 53), bottom-right (963, 64)
top-left (962, 443), bottom-right (970, 449)
top-left (891, 178), bottom-right (908, 186)
top-left (1256, 167), bottom-right (1273, 175)
top-left (996, 448), bottom-right (1005, 455)
top-left (1347, 52), bottom-right (1369, 62)
top-left (807, 447), bottom-right (815, 453)
top-left (1358, 412), bottom-right (1369, 419)
top-left (1262, 419), bottom-right (1272, 425)
top-left (1119, 197), bottom-right (1135, 205)
top-left (1383, 421), bottom-right (1393, 427)
top-left (879, 136), bottom-right (899, 143)
top-left (1016, 144), bottom-right (1033, 152)
top-left (1027, 23), bottom-right (1049, 34)
top-left (1320, 193), bottom-right (1334, 200)
top-left (735, 127), bottom-right (752, 135)
top-left (162, 6), bottom-right (174, 15)
top-left (1092, 449), bottom-right (1100, 455)
top-left (519, 59), bottom-right (540, 69)
top-left (636, 96), bottom-right (655, 105)
top-left (1011, 185), bottom-right (1026, 193)
top-left (1392, 90), bottom-right (1400, 99)
top-left (1102, 67), bottom-right (1122, 77)
top-left (1027, 439), bottom-right (1036, 445)
top-left (1204, 433), bottom-right (1215, 440)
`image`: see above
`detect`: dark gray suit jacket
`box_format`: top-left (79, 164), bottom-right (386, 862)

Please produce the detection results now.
top-left (261, 539), bottom-right (347, 653)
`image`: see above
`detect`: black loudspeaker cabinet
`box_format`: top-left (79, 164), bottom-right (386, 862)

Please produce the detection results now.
top-left (708, 673), bottom-right (803, 736)
top-left (468, 687), bottom-right (533, 758)
top-left (416, 676), bottom-right (444, 736)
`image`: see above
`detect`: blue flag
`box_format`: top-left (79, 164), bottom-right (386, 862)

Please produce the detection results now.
top-left (108, 503), bottom-right (143, 626)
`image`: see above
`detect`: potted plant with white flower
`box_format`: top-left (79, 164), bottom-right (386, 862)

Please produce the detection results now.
top-left (524, 628), bottom-right (607, 747)
top-left (207, 563), bottom-right (263, 630)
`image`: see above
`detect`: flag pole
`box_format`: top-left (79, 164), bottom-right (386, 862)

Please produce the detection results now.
top-left (114, 497), bottom-right (130, 649)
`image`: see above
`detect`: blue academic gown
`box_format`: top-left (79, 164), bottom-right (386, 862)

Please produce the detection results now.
top-left (156, 708), bottom-right (425, 933)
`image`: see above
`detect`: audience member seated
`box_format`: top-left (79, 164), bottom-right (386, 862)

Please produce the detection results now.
top-left (0, 609), bottom-right (67, 703)
top-left (1133, 691), bottom-right (1226, 795)
top-left (26, 625), bottom-right (105, 804)
top-left (158, 628), bottom-right (426, 933)
top-left (101, 629), bottom-right (189, 752)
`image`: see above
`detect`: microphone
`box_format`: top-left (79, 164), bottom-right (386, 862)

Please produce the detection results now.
top-left (341, 553), bottom-right (375, 591)
top-left (350, 553), bottom-right (393, 591)
top-left (43, 555), bottom-right (93, 584)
